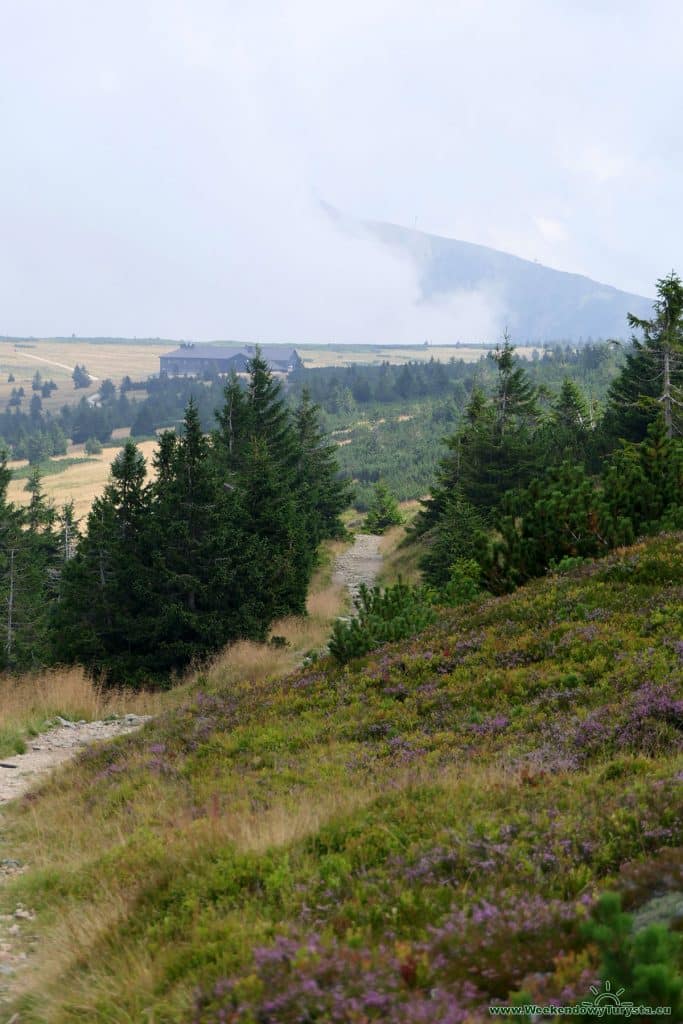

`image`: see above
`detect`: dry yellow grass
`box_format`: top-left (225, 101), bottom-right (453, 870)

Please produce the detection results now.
top-left (0, 339), bottom-right (168, 415)
top-left (195, 564), bottom-right (348, 696)
top-left (7, 438), bottom-right (160, 521)
top-left (297, 344), bottom-right (536, 367)
top-left (376, 501), bottom-right (424, 586)
top-left (0, 666), bottom-right (162, 757)
top-left (0, 339), bottom-right (167, 382)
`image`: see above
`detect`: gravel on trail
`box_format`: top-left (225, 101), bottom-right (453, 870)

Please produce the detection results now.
top-left (0, 715), bottom-right (150, 998)
top-left (0, 715), bottom-right (150, 806)
top-left (332, 532), bottom-right (383, 603)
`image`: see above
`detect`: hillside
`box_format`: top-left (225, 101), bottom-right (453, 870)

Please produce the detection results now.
top-left (1, 534), bottom-right (682, 1020)
top-left (325, 204), bottom-right (653, 341)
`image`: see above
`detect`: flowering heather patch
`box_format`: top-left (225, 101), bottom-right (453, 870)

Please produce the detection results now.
top-left (192, 894), bottom-right (591, 1021)
top-left (571, 682), bottom-right (683, 761)
top-left (3, 534), bottom-right (682, 1020)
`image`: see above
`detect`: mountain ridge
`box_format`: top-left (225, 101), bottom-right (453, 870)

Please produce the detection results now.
top-left (324, 202), bottom-right (654, 341)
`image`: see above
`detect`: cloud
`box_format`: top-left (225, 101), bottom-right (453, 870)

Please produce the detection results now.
top-left (0, 0), bottom-right (681, 335)
top-left (534, 217), bottom-right (569, 244)
top-left (569, 144), bottom-right (628, 185)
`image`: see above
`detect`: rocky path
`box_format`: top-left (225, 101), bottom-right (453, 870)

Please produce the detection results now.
top-left (0, 715), bottom-right (149, 999)
top-left (333, 532), bottom-right (383, 603)
top-left (0, 543), bottom-right (382, 1003)
top-left (0, 716), bottom-right (150, 806)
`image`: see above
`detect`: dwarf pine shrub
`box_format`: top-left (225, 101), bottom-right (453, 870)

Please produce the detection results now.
top-left (329, 581), bottom-right (436, 663)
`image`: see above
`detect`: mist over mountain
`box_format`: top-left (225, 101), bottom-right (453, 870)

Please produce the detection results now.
top-left (324, 204), bottom-right (653, 343)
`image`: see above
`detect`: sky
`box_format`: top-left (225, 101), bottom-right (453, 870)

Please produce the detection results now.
top-left (0, 0), bottom-right (680, 342)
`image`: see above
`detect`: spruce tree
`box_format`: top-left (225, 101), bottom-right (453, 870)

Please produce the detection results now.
top-left (606, 272), bottom-right (683, 441)
top-left (214, 371), bottom-right (251, 473)
top-left (489, 330), bottom-right (538, 436)
top-left (421, 488), bottom-right (485, 587)
top-left (53, 440), bottom-right (156, 683)
top-left (0, 461), bottom-right (59, 670)
top-left (364, 482), bottom-right (403, 534)
top-left (150, 400), bottom-right (243, 670)
top-left (294, 389), bottom-right (351, 545)
top-left (553, 377), bottom-right (589, 430)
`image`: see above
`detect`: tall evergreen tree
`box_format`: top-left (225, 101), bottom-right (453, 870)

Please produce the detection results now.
top-left (214, 371), bottom-right (251, 473)
top-left (294, 390), bottom-right (351, 545)
top-left (150, 400), bottom-right (245, 670)
top-left (553, 377), bottom-right (589, 430)
top-left (489, 330), bottom-right (538, 436)
top-left (0, 461), bottom-right (59, 670)
top-left (606, 272), bottom-right (683, 441)
top-left (421, 487), bottom-right (485, 587)
top-left (53, 441), bottom-right (156, 683)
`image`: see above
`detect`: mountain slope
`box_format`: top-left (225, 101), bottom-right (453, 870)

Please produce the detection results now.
top-left (2, 535), bottom-right (682, 1020)
top-left (325, 203), bottom-right (653, 341)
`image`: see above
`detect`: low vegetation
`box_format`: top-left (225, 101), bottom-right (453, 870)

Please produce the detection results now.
top-left (1, 533), bottom-right (680, 1020)
top-left (0, 667), bottom-right (161, 758)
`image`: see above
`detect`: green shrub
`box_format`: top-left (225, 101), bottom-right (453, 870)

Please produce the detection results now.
top-left (579, 892), bottom-right (683, 1017)
top-left (439, 557), bottom-right (483, 606)
top-left (328, 581), bottom-right (436, 663)
top-left (84, 436), bottom-right (103, 455)
top-left (364, 482), bottom-right (403, 533)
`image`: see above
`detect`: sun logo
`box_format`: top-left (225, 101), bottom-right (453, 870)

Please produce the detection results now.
top-left (589, 980), bottom-right (628, 1006)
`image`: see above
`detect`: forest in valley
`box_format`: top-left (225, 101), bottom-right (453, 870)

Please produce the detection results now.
top-left (1, 274), bottom-right (682, 683)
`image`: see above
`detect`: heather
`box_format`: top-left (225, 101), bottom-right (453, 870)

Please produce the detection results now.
top-left (1, 534), bottom-right (681, 1020)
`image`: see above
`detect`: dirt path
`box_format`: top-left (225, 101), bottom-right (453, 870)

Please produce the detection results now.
top-left (0, 716), bottom-right (149, 994)
top-left (19, 351), bottom-right (100, 381)
top-left (0, 716), bottom-right (150, 806)
top-left (333, 532), bottom-right (383, 603)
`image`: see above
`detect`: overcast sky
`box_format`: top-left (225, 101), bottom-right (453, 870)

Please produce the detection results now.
top-left (0, 1), bottom-right (680, 341)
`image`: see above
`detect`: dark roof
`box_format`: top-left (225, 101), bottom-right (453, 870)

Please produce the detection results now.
top-left (162, 344), bottom-right (298, 362)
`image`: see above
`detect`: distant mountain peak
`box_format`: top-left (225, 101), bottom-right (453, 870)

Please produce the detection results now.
top-left (322, 203), bottom-right (652, 341)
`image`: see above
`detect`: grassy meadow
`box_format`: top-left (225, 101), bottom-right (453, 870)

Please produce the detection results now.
top-left (0, 340), bottom-right (169, 414)
top-left (0, 533), bottom-right (680, 1020)
top-left (0, 336), bottom-right (524, 417)
top-left (296, 343), bottom-right (537, 367)
top-left (6, 439), bottom-right (160, 521)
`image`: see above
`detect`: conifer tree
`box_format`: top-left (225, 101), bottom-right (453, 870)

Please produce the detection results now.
top-left (150, 400), bottom-right (244, 669)
top-left (364, 482), bottom-right (403, 534)
top-left (489, 330), bottom-right (538, 436)
top-left (0, 462), bottom-right (59, 669)
top-left (421, 488), bottom-right (485, 587)
top-left (553, 377), bottom-right (589, 430)
top-left (294, 390), bottom-right (351, 545)
top-left (606, 272), bottom-right (683, 441)
top-left (239, 435), bottom-right (306, 619)
top-left (53, 441), bottom-right (156, 683)
top-left (214, 371), bottom-right (251, 472)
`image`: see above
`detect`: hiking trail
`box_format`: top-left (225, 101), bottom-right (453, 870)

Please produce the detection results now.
top-left (333, 532), bottom-right (383, 603)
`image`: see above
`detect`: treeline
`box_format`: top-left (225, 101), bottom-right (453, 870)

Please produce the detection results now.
top-left (0, 354), bottom-right (350, 683)
top-left (289, 342), bottom-right (621, 414)
top-left (332, 406), bottom-right (455, 510)
top-left (415, 273), bottom-right (683, 592)
top-left (1, 339), bottom-right (621, 467)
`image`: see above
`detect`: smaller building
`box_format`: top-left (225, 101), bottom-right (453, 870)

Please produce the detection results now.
top-left (160, 343), bottom-right (301, 377)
